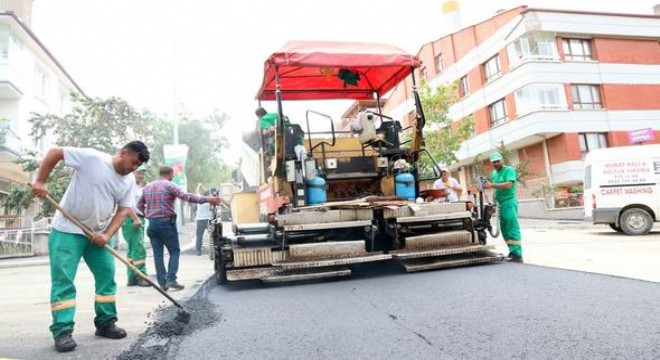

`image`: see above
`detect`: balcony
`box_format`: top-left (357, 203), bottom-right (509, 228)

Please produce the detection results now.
top-left (0, 127), bottom-right (22, 158)
top-left (455, 109), bottom-right (660, 166)
top-left (0, 63), bottom-right (23, 99)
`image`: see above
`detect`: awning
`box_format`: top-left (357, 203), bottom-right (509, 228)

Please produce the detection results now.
top-left (257, 41), bottom-right (421, 101)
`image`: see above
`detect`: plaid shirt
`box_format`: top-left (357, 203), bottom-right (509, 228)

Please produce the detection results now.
top-left (138, 179), bottom-right (206, 219)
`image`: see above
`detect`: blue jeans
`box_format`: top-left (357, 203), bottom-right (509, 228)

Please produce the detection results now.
top-left (195, 219), bottom-right (209, 255)
top-left (147, 219), bottom-right (180, 287)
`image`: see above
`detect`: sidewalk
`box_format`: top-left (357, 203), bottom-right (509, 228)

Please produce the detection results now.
top-left (519, 217), bottom-right (593, 230)
top-left (0, 220), bottom-right (215, 360)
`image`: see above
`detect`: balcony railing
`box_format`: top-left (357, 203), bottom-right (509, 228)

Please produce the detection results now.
top-left (0, 128), bottom-right (22, 156)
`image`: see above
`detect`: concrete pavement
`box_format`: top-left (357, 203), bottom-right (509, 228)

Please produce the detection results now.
top-left (495, 221), bottom-right (660, 283)
top-left (0, 220), bottom-right (216, 360)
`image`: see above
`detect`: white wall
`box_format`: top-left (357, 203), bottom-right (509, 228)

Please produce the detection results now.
top-left (0, 15), bottom-right (78, 157)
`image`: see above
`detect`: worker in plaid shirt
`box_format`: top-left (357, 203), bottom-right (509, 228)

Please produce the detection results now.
top-left (138, 165), bottom-right (220, 291)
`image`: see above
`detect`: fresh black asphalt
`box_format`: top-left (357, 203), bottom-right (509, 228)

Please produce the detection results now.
top-left (121, 261), bottom-right (660, 359)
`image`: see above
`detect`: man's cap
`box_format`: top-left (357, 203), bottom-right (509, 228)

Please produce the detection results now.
top-left (440, 167), bottom-right (450, 174)
top-left (489, 152), bottom-right (503, 163)
top-left (136, 164), bottom-right (148, 172)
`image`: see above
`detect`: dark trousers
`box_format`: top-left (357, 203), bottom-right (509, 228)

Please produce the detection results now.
top-left (195, 219), bottom-right (208, 254)
top-left (147, 218), bottom-right (180, 287)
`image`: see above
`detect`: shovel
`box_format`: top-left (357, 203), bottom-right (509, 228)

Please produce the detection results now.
top-left (41, 192), bottom-right (192, 325)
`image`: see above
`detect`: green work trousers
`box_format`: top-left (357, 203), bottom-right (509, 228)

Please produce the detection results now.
top-left (121, 215), bottom-right (147, 282)
top-left (499, 199), bottom-right (522, 257)
top-left (48, 229), bottom-right (117, 337)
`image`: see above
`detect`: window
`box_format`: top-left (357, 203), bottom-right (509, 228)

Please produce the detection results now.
top-left (507, 32), bottom-right (559, 68)
top-left (483, 55), bottom-right (501, 83)
top-left (579, 133), bottom-right (608, 155)
top-left (420, 66), bottom-right (427, 81)
top-left (562, 39), bottom-right (592, 61)
top-left (459, 76), bottom-right (469, 97)
top-left (0, 31), bottom-right (8, 62)
top-left (435, 53), bottom-right (444, 73)
top-left (0, 33), bottom-right (22, 64)
top-left (489, 99), bottom-right (507, 127)
top-left (514, 84), bottom-right (567, 115)
top-left (34, 66), bottom-right (49, 100)
top-left (571, 84), bottom-right (602, 109)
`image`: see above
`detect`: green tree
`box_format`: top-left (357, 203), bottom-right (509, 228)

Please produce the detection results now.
top-left (149, 110), bottom-right (231, 190)
top-left (2, 94), bottom-right (158, 217)
top-left (30, 93), bottom-right (158, 153)
top-left (418, 81), bottom-right (474, 176)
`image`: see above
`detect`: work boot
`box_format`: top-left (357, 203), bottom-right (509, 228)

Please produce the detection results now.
top-left (95, 318), bottom-right (127, 339)
top-left (165, 280), bottom-right (185, 291)
top-left (54, 331), bottom-right (76, 352)
top-left (505, 254), bottom-right (524, 263)
top-left (127, 278), bottom-right (138, 287)
top-left (137, 278), bottom-right (151, 287)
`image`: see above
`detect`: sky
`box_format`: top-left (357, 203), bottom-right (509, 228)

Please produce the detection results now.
top-left (30, 0), bottom-right (658, 164)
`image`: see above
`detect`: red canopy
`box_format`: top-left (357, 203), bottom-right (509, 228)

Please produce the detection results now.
top-left (257, 41), bottom-right (421, 101)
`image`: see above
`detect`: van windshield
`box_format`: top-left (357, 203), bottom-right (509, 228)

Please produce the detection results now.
top-left (584, 165), bottom-right (592, 190)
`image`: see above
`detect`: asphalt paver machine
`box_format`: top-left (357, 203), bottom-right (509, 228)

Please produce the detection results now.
top-left (212, 41), bottom-right (501, 284)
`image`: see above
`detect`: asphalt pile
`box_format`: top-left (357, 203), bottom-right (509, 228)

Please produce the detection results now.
top-left (117, 278), bottom-right (220, 360)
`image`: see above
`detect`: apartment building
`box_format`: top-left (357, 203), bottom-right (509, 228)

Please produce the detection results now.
top-left (383, 6), bottom-right (660, 200)
top-left (0, 8), bottom-right (83, 220)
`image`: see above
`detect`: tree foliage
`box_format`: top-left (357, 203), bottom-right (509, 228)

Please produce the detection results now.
top-left (148, 110), bottom-right (231, 189)
top-left (3, 94), bottom-right (160, 217)
top-left (2, 94), bottom-right (232, 218)
top-left (29, 93), bottom-right (158, 154)
top-left (416, 81), bottom-right (474, 177)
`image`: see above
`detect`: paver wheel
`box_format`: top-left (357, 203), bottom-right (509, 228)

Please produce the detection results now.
top-left (619, 208), bottom-right (653, 236)
top-left (608, 223), bottom-right (623, 233)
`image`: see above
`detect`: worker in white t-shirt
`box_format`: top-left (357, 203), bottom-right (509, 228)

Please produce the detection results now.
top-left (30, 141), bottom-right (150, 353)
top-left (194, 185), bottom-right (214, 256)
top-left (433, 168), bottom-right (463, 202)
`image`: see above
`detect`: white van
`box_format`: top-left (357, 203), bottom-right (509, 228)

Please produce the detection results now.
top-left (584, 144), bottom-right (660, 235)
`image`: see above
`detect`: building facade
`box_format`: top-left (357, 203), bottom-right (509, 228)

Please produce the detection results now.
top-left (384, 6), bottom-right (660, 203)
top-left (0, 9), bottom-right (83, 224)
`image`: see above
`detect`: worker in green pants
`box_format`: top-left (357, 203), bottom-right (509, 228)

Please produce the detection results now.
top-left (48, 230), bottom-right (117, 334)
top-left (122, 164), bottom-right (150, 287)
top-left (31, 142), bottom-right (150, 353)
top-left (483, 151), bottom-right (523, 263)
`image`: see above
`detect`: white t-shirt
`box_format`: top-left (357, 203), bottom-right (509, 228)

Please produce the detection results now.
top-left (132, 182), bottom-right (144, 216)
top-left (52, 147), bottom-right (135, 235)
top-left (433, 177), bottom-right (461, 202)
top-left (195, 202), bottom-right (213, 221)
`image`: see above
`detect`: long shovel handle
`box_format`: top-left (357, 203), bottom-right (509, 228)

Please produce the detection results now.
top-left (41, 193), bottom-right (187, 311)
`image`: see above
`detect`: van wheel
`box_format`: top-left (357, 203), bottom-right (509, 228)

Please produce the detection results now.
top-left (619, 208), bottom-right (653, 236)
top-left (608, 223), bottom-right (623, 233)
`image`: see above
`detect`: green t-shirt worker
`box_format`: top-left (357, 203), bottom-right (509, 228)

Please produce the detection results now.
top-left (255, 107), bottom-right (277, 156)
top-left (483, 151), bottom-right (523, 263)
